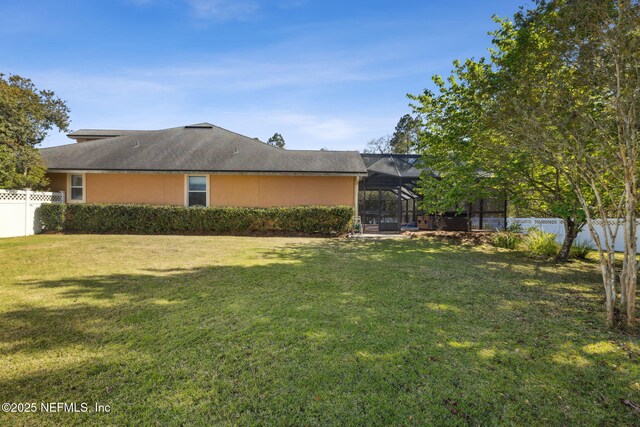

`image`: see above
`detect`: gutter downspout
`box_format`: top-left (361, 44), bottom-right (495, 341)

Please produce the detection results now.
top-left (354, 177), bottom-right (359, 222)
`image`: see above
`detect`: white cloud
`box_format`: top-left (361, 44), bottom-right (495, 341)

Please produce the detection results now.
top-left (263, 112), bottom-right (360, 142)
top-left (143, 59), bottom-right (370, 91)
top-left (214, 109), bottom-right (394, 151)
top-left (28, 14), bottom-right (428, 151)
top-left (29, 45), bottom-right (413, 149)
top-left (127, 0), bottom-right (261, 21)
top-left (126, 40), bottom-right (433, 92)
top-left (185, 0), bottom-right (259, 21)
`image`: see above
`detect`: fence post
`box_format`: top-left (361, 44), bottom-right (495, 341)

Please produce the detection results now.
top-left (24, 188), bottom-right (30, 237)
top-left (503, 198), bottom-right (508, 230)
top-left (59, 190), bottom-right (66, 204)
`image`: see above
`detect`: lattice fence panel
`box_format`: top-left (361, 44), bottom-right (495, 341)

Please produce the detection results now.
top-left (0, 189), bottom-right (63, 203)
top-left (0, 191), bottom-right (27, 202)
top-left (507, 217), bottom-right (640, 253)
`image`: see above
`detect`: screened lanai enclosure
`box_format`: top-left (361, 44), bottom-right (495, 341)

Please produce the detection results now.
top-left (358, 154), bottom-right (507, 232)
top-left (358, 154), bottom-right (423, 232)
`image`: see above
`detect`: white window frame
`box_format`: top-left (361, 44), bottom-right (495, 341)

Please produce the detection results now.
top-left (184, 175), bottom-right (210, 207)
top-left (67, 173), bottom-right (86, 203)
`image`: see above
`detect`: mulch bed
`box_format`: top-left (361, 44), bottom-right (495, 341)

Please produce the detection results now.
top-left (403, 230), bottom-right (494, 245)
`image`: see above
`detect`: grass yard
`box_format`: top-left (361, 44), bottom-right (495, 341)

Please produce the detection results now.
top-left (0, 235), bottom-right (639, 425)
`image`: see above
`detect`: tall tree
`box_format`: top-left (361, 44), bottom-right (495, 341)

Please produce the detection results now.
top-left (488, 0), bottom-right (640, 328)
top-left (415, 0), bottom-right (640, 327)
top-left (267, 132), bottom-right (285, 148)
top-left (363, 115), bottom-right (421, 154)
top-left (0, 73), bottom-right (70, 189)
top-left (416, 0), bottom-right (639, 327)
top-left (390, 114), bottom-right (420, 154)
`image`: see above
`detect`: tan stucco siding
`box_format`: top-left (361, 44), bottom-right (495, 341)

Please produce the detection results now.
top-left (46, 173), bottom-right (67, 192)
top-left (210, 175), bottom-right (356, 208)
top-left (44, 173), bottom-right (357, 208)
top-left (86, 173), bottom-right (184, 205)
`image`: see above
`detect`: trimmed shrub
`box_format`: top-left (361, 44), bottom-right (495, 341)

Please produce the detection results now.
top-left (64, 204), bottom-right (353, 236)
top-left (571, 239), bottom-right (594, 260)
top-left (522, 228), bottom-right (560, 257)
top-left (39, 203), bottom-right (66, 232)
top-left (491, 230), bottom-right (522, 249)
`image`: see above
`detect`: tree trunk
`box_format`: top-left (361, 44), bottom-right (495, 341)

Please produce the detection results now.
top-left (620, 177), bottom-right (637, 328)
top-left (601, 260), bottom-right (618, 327)
top-left (621, 220), bottom-right (637, 327)
top-left (556, 217), bottom-right (579, 262)
top-left (582, 211), bottom-right (619, 328)
top-left (612, 0), bottom-right (637, 329)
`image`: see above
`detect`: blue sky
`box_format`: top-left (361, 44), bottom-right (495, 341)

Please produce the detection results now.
top-left (1, 0), bottom-right (527, 150)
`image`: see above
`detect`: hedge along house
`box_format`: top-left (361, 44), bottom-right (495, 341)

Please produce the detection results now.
top-left (41, 123), bottom-right (367, 212)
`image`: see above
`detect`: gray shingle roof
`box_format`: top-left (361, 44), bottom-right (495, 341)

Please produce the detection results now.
top-left (67, 129), bottom-right (148, 138)
top-left (42, 123), bottom-right (367, 175)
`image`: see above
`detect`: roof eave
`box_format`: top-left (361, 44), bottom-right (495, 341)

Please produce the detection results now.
top-left (46, 168), bottom-right (368, 177)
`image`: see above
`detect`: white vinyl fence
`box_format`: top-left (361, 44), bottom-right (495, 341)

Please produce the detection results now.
top-left (471, 217), bottom-right (506, 230)
top-left (0, 189), bottom-right (65, 238)
top-left (507, 217), bottom-right (640, 253)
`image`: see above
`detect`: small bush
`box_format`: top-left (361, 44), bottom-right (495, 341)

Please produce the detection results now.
top-left (39, 203), bottom-right (66, 232)
top-left (64, 204), bottom-right (353, 236)
top-left (523, 228), bottom-right (560, 257)
top-left (507, 222), bottom-right (524, 233)
top-left (571, 239), bottom-right (594, 259)
top-left (491, 231), bottom-right (522, 249)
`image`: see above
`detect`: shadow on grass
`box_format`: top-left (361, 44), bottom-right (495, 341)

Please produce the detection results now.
top-left (0, 238), bottom-right (638, 425)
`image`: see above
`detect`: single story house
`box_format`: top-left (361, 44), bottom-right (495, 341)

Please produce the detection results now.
top-left (41, 123), bottom-right (368, 213)
top-left (41, 124), bottom-right (507, 231)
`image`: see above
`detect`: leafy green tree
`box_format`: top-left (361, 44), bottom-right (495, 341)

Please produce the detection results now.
top-left (0, 144), bottom-right (49, 189)
top-left (267, 132), bottom-right (285, 148)
top-left (415, 0), bottom-right (639, 327)
top-left (0, 73), bottom-right (70, 189)
top-left (488, 0), bottom-right (640, 328)
top-left (410, 55), bottom-right (585, 262)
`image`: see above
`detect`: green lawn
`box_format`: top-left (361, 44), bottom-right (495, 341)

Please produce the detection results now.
top-left (0, 235), bottom-right (638, 425)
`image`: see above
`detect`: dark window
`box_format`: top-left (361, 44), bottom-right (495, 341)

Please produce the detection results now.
top-left (71, 188), bottom-right (83, 200)
top-left (188, 191), bottom-right (206, 207)
top-left (70, 174), bottom-right (83, 201)
top-left (188, 176), bottom-right (207, 207)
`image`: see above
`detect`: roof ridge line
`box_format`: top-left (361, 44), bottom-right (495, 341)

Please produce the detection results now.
top-left (207, 123), bottom-right (281, 149)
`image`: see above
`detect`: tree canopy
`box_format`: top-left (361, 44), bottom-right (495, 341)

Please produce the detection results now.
top-left (267, 132), bottom-right (285, 148)
top-left (491, 0), bottom-right (640, 328)
top-left (0, 74), bottom-right (70, 189)
top-left (389, 114), bottom-right (420, 154)
top-left (411, 0), bottom-right (640, 327)
top-left (410, 44), bottom-right (584, 261)
top-left (363, 114), bottom-right (421, 154)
